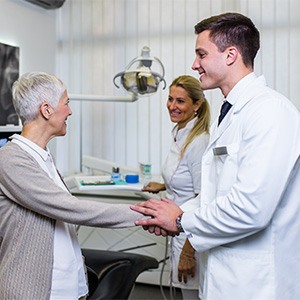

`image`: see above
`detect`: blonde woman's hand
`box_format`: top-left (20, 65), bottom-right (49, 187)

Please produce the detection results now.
top-left (178, 239), bottom-right (196, 283)
top-left (142, 182), bottom-right (165, 193)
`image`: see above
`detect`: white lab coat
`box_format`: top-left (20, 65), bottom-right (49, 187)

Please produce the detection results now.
top-left (182, 73), bottom-right (300, 300)
top-left (162, 117), bottom-right (209, 290)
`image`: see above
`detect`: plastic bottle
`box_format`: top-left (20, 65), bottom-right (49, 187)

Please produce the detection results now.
top-left (111, 167), bottom-right (121, 183)
top-left (139, 162), bottom-right (152, 185)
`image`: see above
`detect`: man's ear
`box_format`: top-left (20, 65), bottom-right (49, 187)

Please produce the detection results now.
top-left (40, 102), bottom-right (53, 120)
top-left (226, 47), bottom-right (238, 65)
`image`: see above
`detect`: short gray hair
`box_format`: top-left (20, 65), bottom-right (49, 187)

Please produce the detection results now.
top-left (12, 71), bottom-right (66, 125)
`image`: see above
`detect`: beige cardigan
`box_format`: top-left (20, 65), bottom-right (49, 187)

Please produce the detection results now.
top-left (0, 142), bottom-right (142, 300)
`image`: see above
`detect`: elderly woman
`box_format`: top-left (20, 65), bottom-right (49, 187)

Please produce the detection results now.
top-left (0, 72), bottom-right (143, 300)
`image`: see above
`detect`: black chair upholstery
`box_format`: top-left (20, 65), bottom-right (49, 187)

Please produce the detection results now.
top-left (81, 248), bottom-right (159, 300)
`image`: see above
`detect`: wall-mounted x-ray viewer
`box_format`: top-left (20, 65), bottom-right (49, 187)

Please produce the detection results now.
top-left (69, 46), bottom-right (166, 103)
top-left (0, 42), bottom-right (22, 148)
top-left (0, 42), bottom-right (20, 127)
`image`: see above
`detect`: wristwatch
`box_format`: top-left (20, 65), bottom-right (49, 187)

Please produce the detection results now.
top-left (175, 213), bottom-right (184, 232)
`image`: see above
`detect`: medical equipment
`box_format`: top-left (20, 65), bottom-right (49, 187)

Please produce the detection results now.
top-left (69, 46), bottom-right (166, 103)
top-left (113, 46), bottom-right (166, 96)
top-left (23, 0), bottom-right (65, 9)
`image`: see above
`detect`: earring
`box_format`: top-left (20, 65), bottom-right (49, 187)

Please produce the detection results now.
top-left (194, 111), bottom-right (197, 115)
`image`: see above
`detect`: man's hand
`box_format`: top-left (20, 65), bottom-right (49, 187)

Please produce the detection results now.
top-left (130, 198), bottom-right (183, 234)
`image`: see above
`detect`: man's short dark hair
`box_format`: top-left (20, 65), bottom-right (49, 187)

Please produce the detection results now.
top-left (194, 12), bottom-right (260, 68)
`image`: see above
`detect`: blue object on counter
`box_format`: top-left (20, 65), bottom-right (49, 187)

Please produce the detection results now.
top-left (125, 174), bottom-right (139, 184)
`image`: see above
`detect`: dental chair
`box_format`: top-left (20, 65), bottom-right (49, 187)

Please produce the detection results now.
top-left (82, 248), bottom-right (159, 300)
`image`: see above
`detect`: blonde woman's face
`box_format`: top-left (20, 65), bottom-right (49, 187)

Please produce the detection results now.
top-left (167, 86), bottom-right (200, 129)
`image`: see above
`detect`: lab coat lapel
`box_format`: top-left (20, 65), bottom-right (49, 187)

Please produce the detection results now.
top-left (206, 75), bottom-right (267, 153)
top-left (206, 108), bottom-right (234, 150)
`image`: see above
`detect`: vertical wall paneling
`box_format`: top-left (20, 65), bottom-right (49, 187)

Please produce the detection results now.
top-left (261, 1), bottom-right (275, 89)
top-left (159, 0), bottom-right (174, 168)
top-left (125, 1), bottom-right (139, 168)
top-left (90, 0), bottom-right (104, 160)
top-left (113, 0), bottom-right (127, 165)
top-left (149, 0), bottom-right (163, 171)
top-left (275, 0), bottom-right (290, 98)
top-left (101, 0), bottom-right (116, 162)
top-left (65, 0), bottom-right (84, 174)
top-left (81, 3), bottom-right (93, 162)
top-left (136, 0), bottom-right (151, 165)
top-left (247, 0), bottom-right (263, 76)
top-left (184, 0), bottom-right (200, 77)
top-left (172, 0), bottom-right (187, 77)
top-left (210, 0), bottom-right (224, 15)
top-left (289, 1), bottom-right (300, 111)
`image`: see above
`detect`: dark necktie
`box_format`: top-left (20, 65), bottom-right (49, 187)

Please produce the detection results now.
top-left (218, 101), bottom-right (232, 126)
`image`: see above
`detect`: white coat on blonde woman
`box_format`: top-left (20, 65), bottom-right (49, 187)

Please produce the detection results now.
top-left (162, 117), bottom-right (209, 292)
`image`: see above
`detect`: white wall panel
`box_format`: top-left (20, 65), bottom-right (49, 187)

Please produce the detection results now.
top-left (148, 0), bottom-right (164, 171)
top-left (290, 1), bottom-right (300, 111)
top-left (124, 1), bottom-right (139, 168)
top-left (56, 0), bottom-right (300, 176)
top-left (159, 0), bottom-right (174, 168)
top-left (136, 1), bottom-right (151, 165)
top-left (261, 1), bottom-right (276, 89)
top-left (274, 0), bottom-right (290, 98)
top-left (113, 0), bottom-right (127, 165)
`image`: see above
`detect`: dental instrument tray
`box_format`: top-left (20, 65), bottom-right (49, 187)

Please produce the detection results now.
top-left (80, 178), bottom-right (115, 186)
top-left (75, 175), bottom-right (143, 191)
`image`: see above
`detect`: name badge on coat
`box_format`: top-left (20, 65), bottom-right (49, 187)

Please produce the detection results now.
top-left (213, 146), bottom-right (228, 156)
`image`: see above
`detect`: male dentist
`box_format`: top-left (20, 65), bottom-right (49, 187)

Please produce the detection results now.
top-left (131, 12), bottom-right (300, 300)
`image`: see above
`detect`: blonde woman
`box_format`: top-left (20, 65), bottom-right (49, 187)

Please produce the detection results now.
top-left (143, 75), bottom-right (210, 299)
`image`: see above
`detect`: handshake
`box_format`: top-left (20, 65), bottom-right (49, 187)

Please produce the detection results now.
top-left (130, 197), bottom-right (184, 236)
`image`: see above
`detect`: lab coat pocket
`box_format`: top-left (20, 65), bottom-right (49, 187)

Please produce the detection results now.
top-left (205, 247), bottom-right (274, 300)
top-left (214, 143), bottom-right (239, 194)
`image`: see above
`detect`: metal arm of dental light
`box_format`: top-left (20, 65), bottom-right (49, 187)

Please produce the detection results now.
top-left (68, 93), bottom-right (138, 103)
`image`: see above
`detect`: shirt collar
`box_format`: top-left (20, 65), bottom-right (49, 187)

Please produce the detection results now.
top-left (225, 72), bottom-right (257, 105)
top-left (11, 134), bottom-right (50, 162)
top-left (172, 117), bottom-right (197, 141)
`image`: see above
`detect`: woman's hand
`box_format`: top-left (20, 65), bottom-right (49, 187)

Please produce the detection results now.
top-left (142, 182), bottom-right (166, 193)
top-left (178, 239), bottom-right (196, 283)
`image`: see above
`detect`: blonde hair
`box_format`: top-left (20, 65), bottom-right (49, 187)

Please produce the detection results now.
top-left (170, 75), bottom-right (210, 158)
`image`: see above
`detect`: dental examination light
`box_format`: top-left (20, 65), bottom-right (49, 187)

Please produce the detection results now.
top-left (68, 47), bottom-right (166, 172)
top-left (69, 46), bottom-right (166, 103)
top-left (113, 46), bottom-right (166, 96)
